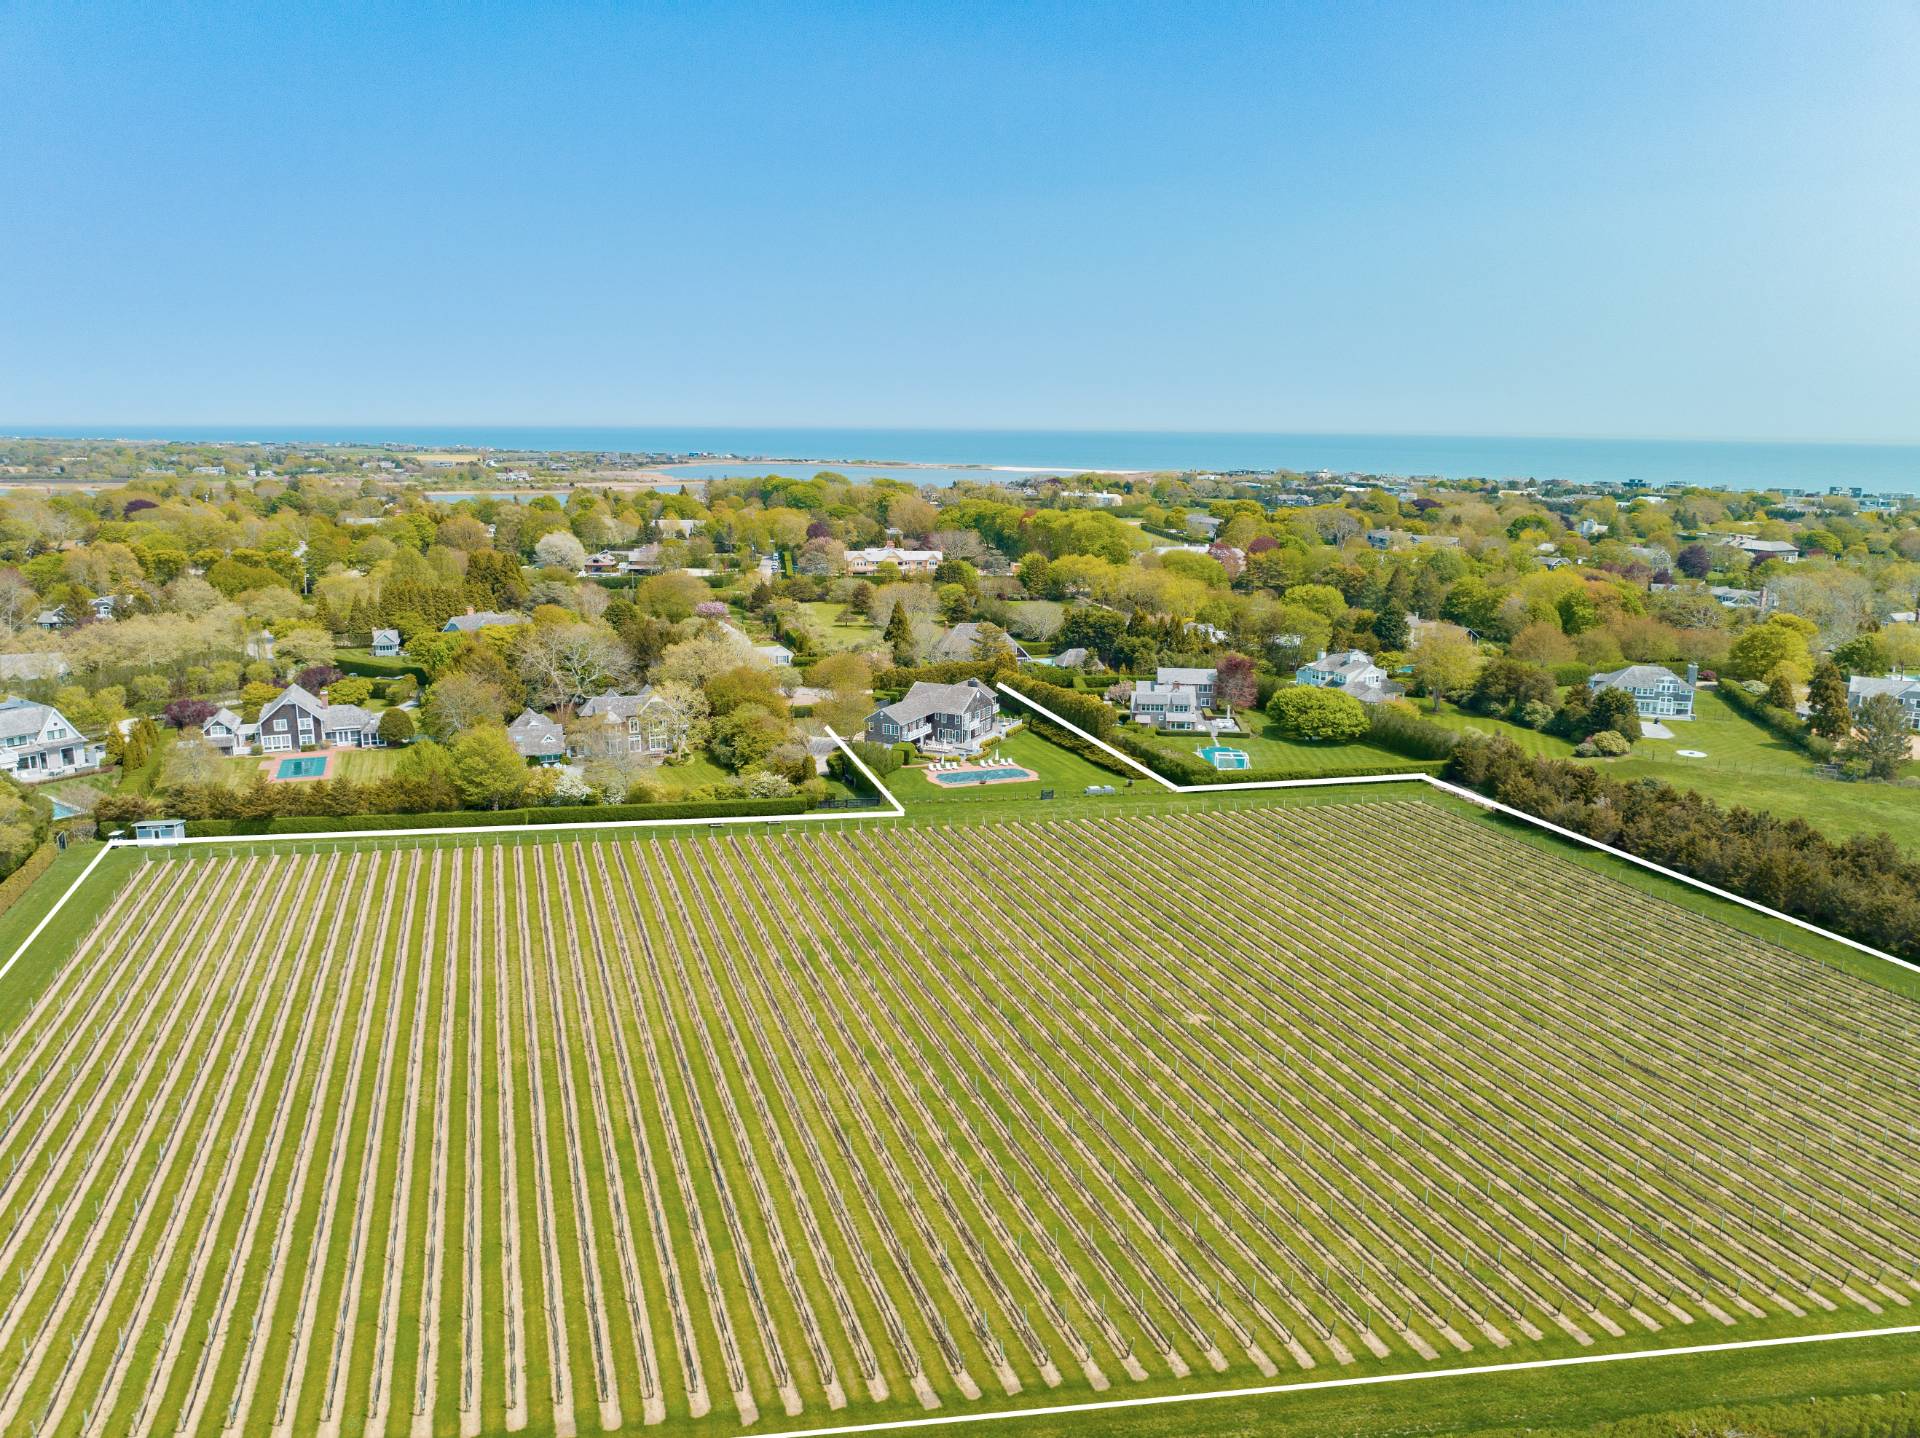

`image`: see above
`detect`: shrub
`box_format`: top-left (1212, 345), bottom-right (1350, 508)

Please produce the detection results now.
top-left (1266, 685), bottom-right (1369, 742)
top-left (1587, 729), bottom-right (1631, 756)
top-left (328, 676), bottom-right (374, 706)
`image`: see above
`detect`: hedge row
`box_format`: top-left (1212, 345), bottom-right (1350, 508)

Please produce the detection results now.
top-left (178, 795), bottom-right (810, 837)
top-left (1365, 705), bottom-right (1463, 761)
top-left (1716, 679), bottom-right (1838, 761)
top-left (335, 652), bottom-right (432, 684)
top-left (998, 670), bottom-right (1118, 741)
top-left (0, 842), bottom-right (57, 919)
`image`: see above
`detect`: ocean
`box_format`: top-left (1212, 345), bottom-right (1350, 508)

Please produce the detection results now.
top-left (11, 425), bottom-right (1920, 494)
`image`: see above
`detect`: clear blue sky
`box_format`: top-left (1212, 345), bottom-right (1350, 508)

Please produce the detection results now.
top-left (2, 1), bottom-right (1916, 441)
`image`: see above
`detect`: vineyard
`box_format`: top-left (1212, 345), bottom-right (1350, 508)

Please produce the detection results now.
top-left (0, 800), bottom-right (1917, 1437)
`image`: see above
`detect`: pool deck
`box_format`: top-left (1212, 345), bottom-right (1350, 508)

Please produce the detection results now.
top-left (258, 748), bottom-right (343, 783)
top-left (922, 763), bottom-right (1040, 788)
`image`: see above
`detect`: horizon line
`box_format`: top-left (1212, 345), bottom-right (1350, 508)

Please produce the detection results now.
top-left (7, 423), bottom-right (1920, 451)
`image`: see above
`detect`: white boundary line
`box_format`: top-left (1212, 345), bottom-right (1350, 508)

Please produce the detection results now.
top-left (0, 837), bottom-right (115, 988)
top-left (738, 1322), bottom-right (1920, 1438)
top-left (0, 728), bottom-right (901, 982)
top-left (994, 681), bottom-right (1918, 974)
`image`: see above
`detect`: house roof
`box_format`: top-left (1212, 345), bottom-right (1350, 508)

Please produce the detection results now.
top-left (371, 628), bottom-right (400, 645)
top-left (1132, 681), bottom-right (1200, 708)
top-left (927, 622), bottom-right (1026, 663)
top-left (0, 653), bottom-right (67, 680)
top-left (1156, 666), bottom-right (1216, 688)
top-left (507, 708), bottom-right (567, 755)
top-left (872, 678), bottom-right (997, 726)
top-left (442, 610), bottom-right (528, 632)
top-left (1848, 675), bottom-right (1920, 703)
top-left (1590, 664), bottom-right (1688, 689)
top-left (261, 683), bottom-right (379, 732)
top-left (1302, 649), bottom-right (1382, 682)
top-left (0, 698), bottom-right (59, 741)
top-left (578, 688), bottom-right (683, 722)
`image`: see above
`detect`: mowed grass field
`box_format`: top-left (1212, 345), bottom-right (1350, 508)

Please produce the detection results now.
top-left (0, 802), bottom-right (1917, 1437)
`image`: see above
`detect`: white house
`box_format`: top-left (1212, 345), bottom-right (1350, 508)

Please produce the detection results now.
top-left (1155, 665), bottom-right (1217, 709)
top-left (845, 545), bottom-right (942, 577)
top-left (1129, 681), bottom-right (1203, 731)
top-left (864, 678), bottom-right (1003, 754)
top-left (1294, 649), bottom-right (1404, 705)
top-left (370, 628), bottom-right (403, 657)
top-left (201, 706), bottom-right (256, 755)
top-left (1847, 675), bottom-right (1920, 732)
top-left (0, 697), bottom-right (105, 779)
top-left (1588, 663), bottom-right (1697, 720)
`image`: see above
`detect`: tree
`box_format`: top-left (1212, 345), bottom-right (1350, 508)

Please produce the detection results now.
top-left (1372, 603), bottom-right (1410, 651)
top-left (378, 706), bottom-right (416, 745)
top-left (883, 602), bottom-right (913, 664)
top-left (163, 697), bottom-right (217, 730)
top-left (159, 729), bottom-right (225, 788)
top-left (705, 665), bottom-right (788, 718)
top-left (516, 621), bottom-right (634, 709)
top-left (1805, 660), bottom-right (1850, 740)
top-left (1843, 694), bottom-right (1911, 781)
top-left (1215, 653), bottom-right (1258, 712)
top-left (421, 672), bottom-right (508, 741)
top-left (1831, 632), bottom-right (1891, 676)
top-left (1586, 686), bottom-right (1643, 742)
top-left (1764, 671), bottom-right (1795, 710)
top-left (1467, 657), bottom-right (1557, 716)
top-left (464, 549), bottom-right (528, 610)
top-left (709, 703), bottom-right (788, 772)
top-left (277, 625), bottom-right (336, 673)
top-left (1675, 543), bottom-right (1713, 579)
top-left (1409, 623), bottom-right (1480, 712)
top-left (239, 680), bottom-right (279, 722)
top-left (450, 725), bottom-right (528, 808)
top-left (533, 531), bottom-right (588, 572)
top-left (1726, 618), bottom-right (1814, 683)
top-left (1266, 685), bottom-right (1368, 742)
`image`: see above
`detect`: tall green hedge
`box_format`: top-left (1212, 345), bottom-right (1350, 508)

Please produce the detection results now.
top-left (335, 652), bottom-right (432, 684)
top-left (178, 796), bottom-right (809, 837)
top-left (1365, 705), bottom-right (1463, 761)
top-left (997, 671), bottom-right (1118, 741)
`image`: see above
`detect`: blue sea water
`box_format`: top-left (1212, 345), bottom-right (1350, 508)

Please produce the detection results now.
top-left (10, 424), bottom-right (1920, 494)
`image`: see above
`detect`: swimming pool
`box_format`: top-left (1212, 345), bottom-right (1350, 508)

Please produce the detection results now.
top-left (276, 755), bottom-right (329, 779)
top-left (1198, 745), bottom-right (1250, 770)
top-left (930, 766), bottom-right (1034, 786)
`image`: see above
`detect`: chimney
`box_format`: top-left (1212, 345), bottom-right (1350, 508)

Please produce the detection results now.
top-left (1685, 662), bottom-right (1698, 686)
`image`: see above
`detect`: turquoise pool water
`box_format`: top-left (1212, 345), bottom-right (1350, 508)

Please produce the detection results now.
top-left (1198, 745), bottom-right (1250, 769)
top-left (932, 766), bottom-right (1032, 785)
top-left (276, 755), bottom-right (328, 779)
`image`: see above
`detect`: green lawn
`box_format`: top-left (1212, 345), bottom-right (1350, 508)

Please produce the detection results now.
top-left (1588, 689), bottom-right (1920, 853)
top-left (1420, 701), bottom-right (1580, 758)
top-left (795, 601), bottom-right (880, 652)
top-left (884, 723), bottom-right (1154, 815)
top-left (1138, 704), bottom-right (1426, 775)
